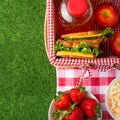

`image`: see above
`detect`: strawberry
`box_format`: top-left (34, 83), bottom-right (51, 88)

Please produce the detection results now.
top-left (54, 91), bottom-right (71, 110)
top-left (53, 105), bottom-right (84, 120)
top-left (70, 86), bottom-right (86, 104)
top-left (80, 98), bottom-right (101, 119)
top-left (64, 107), bottom-right (84, 120)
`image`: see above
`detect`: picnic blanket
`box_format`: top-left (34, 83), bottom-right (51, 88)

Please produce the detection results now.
top-left (57, 68), bottom-right (120, 120)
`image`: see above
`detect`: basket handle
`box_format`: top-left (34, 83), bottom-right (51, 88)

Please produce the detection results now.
top-left (77, 63), bottom-right (120, 86)
top-left (77, 63), bottom-right (95, 86)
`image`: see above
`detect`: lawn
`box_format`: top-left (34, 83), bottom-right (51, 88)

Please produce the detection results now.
top-left (0, 0), bottom-right (56, 120)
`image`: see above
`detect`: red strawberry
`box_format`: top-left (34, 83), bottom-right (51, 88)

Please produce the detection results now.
top-left (70, 86), bottom-right (86, 104)
top-left (54, 91), bottom-right (71, 110)
top-left (64, 107), bottom-right (84, 120)
top-left (53, 105), bottom-right (84, 120)
top-left (80, 98), bottom-right (101, 119)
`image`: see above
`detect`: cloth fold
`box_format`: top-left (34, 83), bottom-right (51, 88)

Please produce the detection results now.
top-left (57, 68), bottom-right (120, 120)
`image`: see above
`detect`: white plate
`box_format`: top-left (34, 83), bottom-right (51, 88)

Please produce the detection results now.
top-left (48, 90), bottom-right (102, 120)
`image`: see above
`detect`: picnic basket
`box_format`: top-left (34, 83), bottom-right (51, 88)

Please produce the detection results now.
top-left (44, 0), bottom-right (120, 71)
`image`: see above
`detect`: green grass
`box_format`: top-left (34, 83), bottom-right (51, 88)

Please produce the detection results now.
top-left (0, 0), bottom-right (56, 120)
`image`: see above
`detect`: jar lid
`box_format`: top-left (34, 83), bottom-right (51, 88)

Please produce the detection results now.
top-left (67, 0), bottom-right (88, 17)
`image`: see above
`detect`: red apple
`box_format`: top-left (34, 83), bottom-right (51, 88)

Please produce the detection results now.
top-left (109, 32), bottom-right (120, 57)
top-left (95, 4), bottom-right (119, 28)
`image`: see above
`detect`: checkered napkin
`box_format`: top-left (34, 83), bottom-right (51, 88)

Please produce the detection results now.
top-left (56, 68), bottom-right (120, 120)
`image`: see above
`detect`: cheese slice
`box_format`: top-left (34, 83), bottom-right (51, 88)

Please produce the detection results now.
top-left (56, 51), bottom-right (96, 58)
top-left (69, 34), bottom-right (101, 39)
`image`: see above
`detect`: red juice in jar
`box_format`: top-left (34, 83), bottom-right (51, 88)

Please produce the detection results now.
top-left (54, 0), bottom-right (93, 37)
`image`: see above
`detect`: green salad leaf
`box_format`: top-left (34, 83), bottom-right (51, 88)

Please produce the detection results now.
top-left (101, 27), bottom-right (114, 39)
top-left (54, 41), bottom-right (102, 57)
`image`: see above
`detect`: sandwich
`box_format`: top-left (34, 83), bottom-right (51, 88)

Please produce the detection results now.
top-left (55, 27), bottom-right (113, 58)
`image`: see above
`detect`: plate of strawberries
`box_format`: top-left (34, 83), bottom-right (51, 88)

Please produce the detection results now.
top-left (49, 86), bottom-right (102, 120)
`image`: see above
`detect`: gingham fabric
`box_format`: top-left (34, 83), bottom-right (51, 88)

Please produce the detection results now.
top-left (57, 68), bottom-right (120, 120)
top-left (46, 0), bottom-right (120, 71)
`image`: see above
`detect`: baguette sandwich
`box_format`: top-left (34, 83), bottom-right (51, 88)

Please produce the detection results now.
top-left (55, 28), bottom-right (113, 58)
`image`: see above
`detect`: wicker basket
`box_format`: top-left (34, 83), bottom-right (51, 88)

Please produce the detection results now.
top-left (45, 0), bottom-right (120, 71)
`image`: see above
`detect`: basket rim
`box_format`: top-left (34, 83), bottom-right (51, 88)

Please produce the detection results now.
top-left (44, 13), bottom-right (49, 59)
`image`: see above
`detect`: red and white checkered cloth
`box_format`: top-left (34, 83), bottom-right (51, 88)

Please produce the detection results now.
top-left (57, 68), bottom-right (120, 120)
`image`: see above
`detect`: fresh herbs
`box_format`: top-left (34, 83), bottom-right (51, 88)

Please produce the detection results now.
top-left (55, 41), bottom-right (102, 57)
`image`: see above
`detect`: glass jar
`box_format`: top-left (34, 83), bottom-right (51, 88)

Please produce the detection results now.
top-left (60, 0), bottom-right (93, 26)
